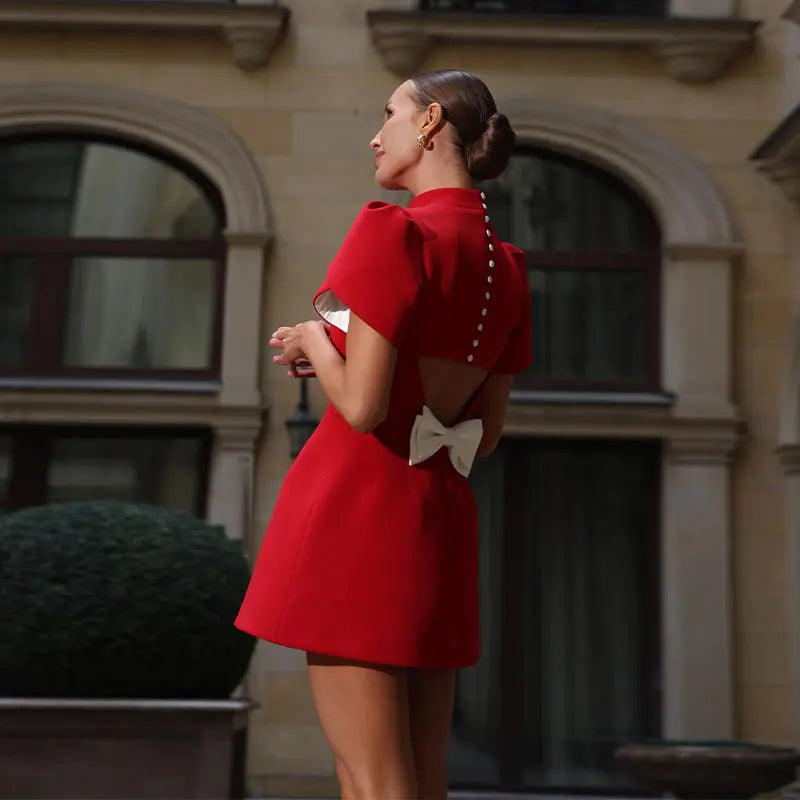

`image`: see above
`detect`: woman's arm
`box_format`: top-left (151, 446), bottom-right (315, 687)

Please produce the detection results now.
top-left (473, 374), bottom-right (514, 457)
top-left (274, 315), bottom-right (397, 434)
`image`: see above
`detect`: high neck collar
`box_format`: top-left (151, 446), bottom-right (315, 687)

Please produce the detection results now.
top-left (408, 187), bottom-right (484, 210)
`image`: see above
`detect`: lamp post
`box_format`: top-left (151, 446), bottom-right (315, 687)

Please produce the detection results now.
top-left (284, 378), bottom-right (318, 457)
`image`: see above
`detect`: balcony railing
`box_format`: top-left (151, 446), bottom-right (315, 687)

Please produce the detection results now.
top-left (420, 0), bottom-right (667, 15)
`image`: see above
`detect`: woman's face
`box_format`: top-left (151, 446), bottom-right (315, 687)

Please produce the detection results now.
top-left (370, 80), bottom-right (426, 191)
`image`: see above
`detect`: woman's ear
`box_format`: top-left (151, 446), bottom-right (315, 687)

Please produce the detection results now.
top-left (420, 103), bottom-right (446, 136)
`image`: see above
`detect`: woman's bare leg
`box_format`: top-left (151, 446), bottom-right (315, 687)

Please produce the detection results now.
top-left (407, 668), bottom-right (456, 799)
top-left (307, 652), bottom-right (417, 800)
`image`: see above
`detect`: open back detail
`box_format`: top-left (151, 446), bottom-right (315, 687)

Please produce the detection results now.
top-left (236, 188), bottom-right (532, 669)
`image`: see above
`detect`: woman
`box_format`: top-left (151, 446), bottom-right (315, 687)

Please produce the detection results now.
top-left (235, 70), bottom-right (531, 799)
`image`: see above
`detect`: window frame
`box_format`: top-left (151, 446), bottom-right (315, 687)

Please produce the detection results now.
top-left (486, 146), bottom-right (663, 394)
top-left (0, 424), bottom-right (213, 517)
top-left (0, 133), bottom-right (228, 382)
top-left (452, 437), bottom-right (662, 793)
top-left (520, 248), bottom-right (662, 393)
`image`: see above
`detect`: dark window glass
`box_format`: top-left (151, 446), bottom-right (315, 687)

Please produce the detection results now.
top-left (480, 149), bottom-right (660, 392)
top-left (450, 439), bottom-right (661, 792)
top-left (530, 268), bottom-right (648, 383)
top-left (421, 0), bottom-right (666, 14)
top-left (0, 435), bottom-right (10, 510)
top-left (64, 257), bottom-right (215, 370)
top-left (0, 136), bottom-right (225, 381)
top-left (0, 139), bottom-right (218, 239)
top-left (0, 427), bottom-right (210, 516)
top-left (0, 255), bottom-right (34, 366)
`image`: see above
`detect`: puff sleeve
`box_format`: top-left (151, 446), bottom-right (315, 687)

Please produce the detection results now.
top-left (313, 201), bottom-right (424, 349)
top-left (492, 243), bottom-right (533, 375)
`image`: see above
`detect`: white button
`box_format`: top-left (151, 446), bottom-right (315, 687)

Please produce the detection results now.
top-left (486, 229), bottom-right (491, 237)
top-left (489, 243), bottom-right (494, 252)
top-left (473, 339), bottom-right (479, 347)
top-left (480, 191), bottom-right (486, 200)
top-left (489, 259), bottom-right (495, 268)
top-left (488, 276), bottom-right (493, 283)
top-left (481, 308), bottom-right (488, 316)
top-left (482, 203), bottom-right (487, 210)
top-left (477, 324), bottom-right (484, 331)
top-left (484, 215), bottom-right (490, 223)
top-left (485, 292), bottom-right (491, 300)
top-left (467, 354), bottom-right (474, 363)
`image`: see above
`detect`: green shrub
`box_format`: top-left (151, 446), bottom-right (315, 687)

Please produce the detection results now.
top-left (0, 501), bottom-right (256, 698)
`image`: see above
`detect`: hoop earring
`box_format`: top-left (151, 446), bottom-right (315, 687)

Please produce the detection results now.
top-left (416, 133), bottom-right (433, 151)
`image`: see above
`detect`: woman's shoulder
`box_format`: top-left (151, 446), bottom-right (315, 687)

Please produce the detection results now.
top-left (348, 201), bottom-right (440, 243)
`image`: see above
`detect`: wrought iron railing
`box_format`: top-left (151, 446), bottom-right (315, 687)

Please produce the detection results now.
top-left (420, 0), bottom-right (667, 15)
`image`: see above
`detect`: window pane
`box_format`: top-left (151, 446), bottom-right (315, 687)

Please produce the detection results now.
top-left (481, 150), bottom-right (656, 252)
top-left (451, 440), bottom-right (659, 791)
top-left (530, 268), bottom-right (648, 384)
top-left (0, 255), bottom-right (34, 366)
top-left (0, 139), bottom-right (219, 239)
top-left (63, 257), bottom-right (215, 370)
top-left (47, 434), bottom-right (206, 513)
top-left (518, 441), bottom-right (657, 789)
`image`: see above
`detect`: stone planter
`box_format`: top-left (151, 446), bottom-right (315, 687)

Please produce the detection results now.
top-left (0, 697), bottom-right (255, 800)
top-left (615, 740), bottom-right (800, 799)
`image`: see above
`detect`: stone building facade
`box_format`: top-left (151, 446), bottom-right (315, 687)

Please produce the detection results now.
top-left (0, 0), bottom-right (799, 796)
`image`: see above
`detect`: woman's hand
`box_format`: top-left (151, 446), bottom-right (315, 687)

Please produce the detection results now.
top-left (270, 321), bottom-right (328, 377)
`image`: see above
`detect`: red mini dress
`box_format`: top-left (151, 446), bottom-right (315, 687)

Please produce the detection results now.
top-left (235, 187), bottom-right (531, 668)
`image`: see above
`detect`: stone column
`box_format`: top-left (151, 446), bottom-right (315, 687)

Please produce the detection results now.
top-left (207, 425), bottom-right (259, 546)
top-left (662, 247), bottom-right (739, 421)
top-left (661, 439), bottom-right (735, 738)
top-left (221, 232), bottom-right (271, 409)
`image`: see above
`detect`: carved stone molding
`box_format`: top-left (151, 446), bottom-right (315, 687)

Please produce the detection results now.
top-left (504, 97), bottom-right (741, 248)
top-left (654, 35), bottom-right (752, 85)
top-left (504, 400), bottom-right (744, 453)
top-left (785, 0), bottom-right (800, 26)
top-left (0, 0), bottom-right (289, 73)
top-left (0, 82), bottom-right (273, 239)
top-left (0, 389), bottom-right (264, 435)
top-left (751, 106), bottom-right (800, 206)
top-left (366, 10), bottom-right (758, 84)
top-left (665, 435), bottom-right (740, 465)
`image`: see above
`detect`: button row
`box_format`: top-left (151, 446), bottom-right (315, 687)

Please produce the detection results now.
top-left (469, 191), bottom-right (493, 365)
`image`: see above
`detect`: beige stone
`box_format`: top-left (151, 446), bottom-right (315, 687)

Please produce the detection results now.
top-left (2, 0), bottom-right (799, 788)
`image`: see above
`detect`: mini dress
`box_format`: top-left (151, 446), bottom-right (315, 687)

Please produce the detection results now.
top-left (234, 187), bottom-right (532, 668)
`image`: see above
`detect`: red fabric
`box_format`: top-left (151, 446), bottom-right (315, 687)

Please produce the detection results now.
top-left (235, 187), bottom-right (532, 668)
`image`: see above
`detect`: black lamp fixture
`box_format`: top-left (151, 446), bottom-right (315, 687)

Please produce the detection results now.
top-left (284, 378), bottom-right (319, 457)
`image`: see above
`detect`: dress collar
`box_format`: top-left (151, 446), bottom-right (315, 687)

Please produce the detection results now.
top-left (408, 187), bottom-right (484, 210)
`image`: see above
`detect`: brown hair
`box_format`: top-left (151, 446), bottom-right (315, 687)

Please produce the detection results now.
top-left (411, 69), bottom-right (515, 182)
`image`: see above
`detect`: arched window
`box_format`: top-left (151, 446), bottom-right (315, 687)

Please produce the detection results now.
top-left (0, 135), bottom-right (225, 380)
top-left (482, 149), bottom-right (661, 393)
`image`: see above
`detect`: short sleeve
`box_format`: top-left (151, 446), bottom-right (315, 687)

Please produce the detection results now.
top-left (492, 243), bottom-right (533, 375)
top-left (313, 201), bottom-right (424, 348)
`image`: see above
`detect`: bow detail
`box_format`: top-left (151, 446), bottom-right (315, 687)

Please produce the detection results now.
top-left (409, 406), bottom-right (483, 478)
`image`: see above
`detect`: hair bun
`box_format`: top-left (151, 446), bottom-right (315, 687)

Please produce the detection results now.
top-left (465, 112), bottom-right (515, 182)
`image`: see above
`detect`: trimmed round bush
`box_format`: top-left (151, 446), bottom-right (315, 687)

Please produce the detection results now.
top-left (0, 501), bottom-right (256, 698)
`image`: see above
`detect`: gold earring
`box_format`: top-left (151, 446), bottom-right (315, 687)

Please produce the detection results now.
top-left (416, 133), bottom-right (433, 151)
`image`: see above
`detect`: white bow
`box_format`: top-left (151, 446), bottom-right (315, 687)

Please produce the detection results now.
top-left (409, 406), bottom-right (483, 478)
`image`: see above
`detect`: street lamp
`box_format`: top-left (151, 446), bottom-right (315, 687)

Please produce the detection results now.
top-left (284, 378), bottom-right (318, 457)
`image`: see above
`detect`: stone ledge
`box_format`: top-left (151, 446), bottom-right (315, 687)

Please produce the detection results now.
top-left (366, 9), bottom-right (758, 84)
top-left (0, 388), bottom-right (266, 439)
top-left (504, 401), bottom-right (744, 462)
top-left (0, 0), bottom-right (290, 72)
